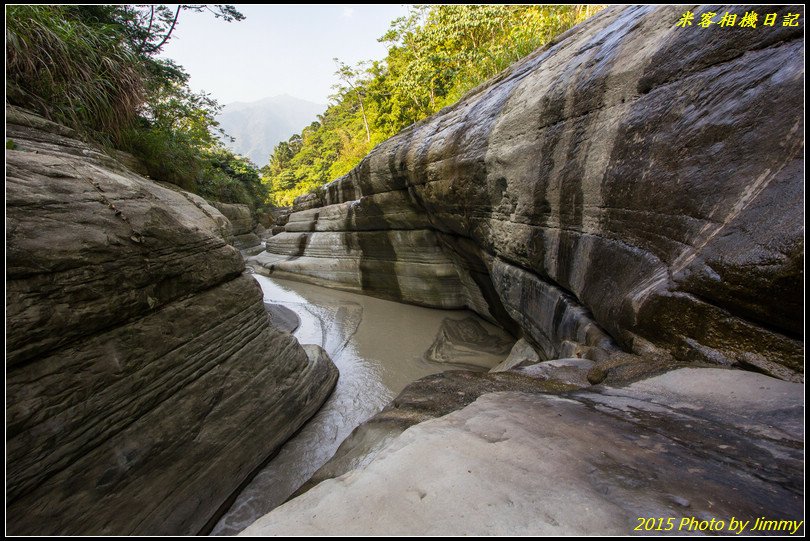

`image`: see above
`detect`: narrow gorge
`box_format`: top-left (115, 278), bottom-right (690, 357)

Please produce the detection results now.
top-left (256, 4), bottom-right (803, 381)
top-left (5, 4), bottom-right (804, 536)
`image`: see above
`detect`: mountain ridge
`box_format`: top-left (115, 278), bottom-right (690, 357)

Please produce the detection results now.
top-left (217, 94), bottom-right (324, 166)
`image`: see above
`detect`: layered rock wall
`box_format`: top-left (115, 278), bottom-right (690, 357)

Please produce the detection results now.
top-left (211, 201), bottom-right (262, 250)
top-left (256, 5), bottom-right (804, 379)
top-left (5, 107), bottom-right (338, 535)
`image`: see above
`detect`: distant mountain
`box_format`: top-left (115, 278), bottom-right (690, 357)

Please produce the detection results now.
top-left (217, 95), bottom-right (325, 167)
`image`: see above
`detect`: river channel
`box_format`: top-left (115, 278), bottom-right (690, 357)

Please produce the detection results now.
top-left (211, 275), bottom-right (512, 535)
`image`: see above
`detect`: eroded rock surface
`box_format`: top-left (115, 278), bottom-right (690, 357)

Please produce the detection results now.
top-left (257, 5), bottom-right (804, 380)
top-left (211, 201), bottom-right (262, 251)
top-left (423, 316), bottom-right (514, 368)
top-left (291, 370), bottom-right (577, 498)
top-left (244, 368), bottom-right (803, 536)
top-left (490, 338), bottom-right (541, 372)
top-left (5, 106), bottom-right (338, 535)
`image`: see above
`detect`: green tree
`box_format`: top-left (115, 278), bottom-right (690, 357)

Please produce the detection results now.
top-left (6, 5), bottom-right (145, 145)
top-left (199, 147), bottom-right (266, 207)
top-left (7, 4), bottom-right (270, 208)
top-left (265, 5), bottom-right (604, 207)
top-left (334, 59), bottom-right (372, 143)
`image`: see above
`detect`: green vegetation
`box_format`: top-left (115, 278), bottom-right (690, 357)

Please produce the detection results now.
top-left (265, 5), bottom-right (604, 206)
top-left (6, 5), bottom-right (602, 209)
top-left (6, 4), bottom-right (267, 208)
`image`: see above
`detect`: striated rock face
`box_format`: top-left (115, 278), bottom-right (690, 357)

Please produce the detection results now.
top-left (5, 106), bottom-right (338, 535)
top-left (210, 201), bottom-right (262, 251)
top-left (256, 5), bottom-right (804, 380)
top-left (244, 369), bottom-right (803, 536)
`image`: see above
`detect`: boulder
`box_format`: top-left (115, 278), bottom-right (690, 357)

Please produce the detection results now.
top-left (423, 317), bottom-right (514, 369)
top-left (5, 106), bottom-right (338, 535)
top-left (256, 210), bottom-right (275, 228)
top-left (256, 5), bottom-right (804, 380)
top-left (210, 201), bottom-right (253, 235)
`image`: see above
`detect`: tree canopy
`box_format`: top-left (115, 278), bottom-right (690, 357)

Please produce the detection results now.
top-left (264, 5), bottom-right (604, 206)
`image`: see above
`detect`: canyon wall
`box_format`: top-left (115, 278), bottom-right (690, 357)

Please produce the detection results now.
top-left (256, 5), bottom-right (804, 380)
top-left (211, 201), bottom-right (262, 250)
top-left (5, 106), bottom-right (338, 535)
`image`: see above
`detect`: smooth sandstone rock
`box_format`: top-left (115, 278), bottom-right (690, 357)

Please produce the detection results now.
top-left (291, 370), bottom-right (578, 499)
top-left (211, 201), bottom-right (253, 235)
top-left (253, 228), bottom-right (469, 309)
top-left (512, 357), bottom-right (595, 387)
top-left (258, 5), bottom-right (803, 379)
top-left (244, 369), bottom-right (803, 536)
top-left (5, 106), bottom-right (338, 535)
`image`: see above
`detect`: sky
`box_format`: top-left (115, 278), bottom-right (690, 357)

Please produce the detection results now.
top-left (160, 4), bottom-right (410, 106)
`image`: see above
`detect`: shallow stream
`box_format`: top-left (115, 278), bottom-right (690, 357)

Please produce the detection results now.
top-left (212, 275), bottom-right (511, 535)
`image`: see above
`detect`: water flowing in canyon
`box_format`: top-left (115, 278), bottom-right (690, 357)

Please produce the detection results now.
top-left (212, 274), bottom-right (514, 535)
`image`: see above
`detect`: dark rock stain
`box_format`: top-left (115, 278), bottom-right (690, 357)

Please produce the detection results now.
top-left (287, 212), bottom-right (318, 261)
top-left (345, 195), bottom-right (403, 302)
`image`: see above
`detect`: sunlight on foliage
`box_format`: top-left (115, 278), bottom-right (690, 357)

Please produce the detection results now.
top-left (6, 5), bottom-right (603, 210)
top-left (265, 5), bottom-right (604, 207)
